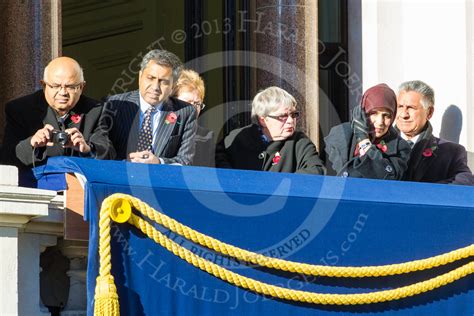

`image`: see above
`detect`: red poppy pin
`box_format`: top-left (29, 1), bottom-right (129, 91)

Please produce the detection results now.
top-left (272, 152), bottom-right (281, 165)
top-left (422, 148), bottom-right (433, 157)
top-left (165, 112), bottom-right (178, 124)
top-left (376, 140), bottom-right (388, 153)
top-left (422, 145), bottom-right (437, 157)
top-left (70, 113), bottom-right (82, 124)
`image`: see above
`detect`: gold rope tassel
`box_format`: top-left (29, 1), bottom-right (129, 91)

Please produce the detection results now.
top-left (93, 196), bottom-right (125, 315)
top-left (94, 275), bottom-right (120, 315)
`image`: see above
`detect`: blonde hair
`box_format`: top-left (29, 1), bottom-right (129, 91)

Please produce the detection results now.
top-left (173, 69), bottom-right (205, 101)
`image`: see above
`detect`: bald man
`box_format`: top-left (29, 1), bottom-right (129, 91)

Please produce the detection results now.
top-left (1, 56), bottom-right (114, 186)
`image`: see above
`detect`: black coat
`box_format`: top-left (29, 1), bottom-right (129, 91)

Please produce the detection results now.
top-left (215, 124), bottom-right (326, 174)
top-left (1, 90), bottom-right (114, 169)
top-left (400, 123), bottom-right (474, 185)
top-left (193, 125), bottom-right (215, 167)
top-left (324, 123), bottom-right (410, 180)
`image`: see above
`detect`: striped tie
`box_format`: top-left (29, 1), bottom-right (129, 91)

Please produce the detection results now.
top-left (137, 106), bottom-right (156, 152)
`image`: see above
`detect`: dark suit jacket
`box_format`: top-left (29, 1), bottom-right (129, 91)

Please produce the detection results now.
top-left (1, 90), bottom-right (114, 185)
top-left (215, 124), bottom-right (326, 174)
top-left (324, 123), bottom-right (410, 180)
top-left (400, 123), bottom-right (474, 185)
top-left (101, 90), bottom-right (197, 165)
top-left (193, 125), bottom-right (215, 167)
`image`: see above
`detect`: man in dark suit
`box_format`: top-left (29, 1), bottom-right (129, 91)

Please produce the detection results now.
top-left (101, 49), bottom-right (197, 165)
top-left (1, 56), bottom-right (113, 186)
top-left (396, 80), bottom-right (473, 185)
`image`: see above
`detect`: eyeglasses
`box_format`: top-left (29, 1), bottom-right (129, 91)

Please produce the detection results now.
top-left (43, 81), bottom-right (83, 94)
top-left (190, 101), bottom-right (206, 111)
top-left (266, 111), bottom-right (300, 122)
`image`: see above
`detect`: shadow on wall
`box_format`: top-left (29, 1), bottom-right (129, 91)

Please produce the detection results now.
top-left (440, 104), bottom-right (462, 143)
top-left (439, 104), bottom-right (474, 169)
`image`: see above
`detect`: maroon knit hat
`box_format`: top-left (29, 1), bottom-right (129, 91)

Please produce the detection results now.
top-left (361, 83), bottom-right (397, 116)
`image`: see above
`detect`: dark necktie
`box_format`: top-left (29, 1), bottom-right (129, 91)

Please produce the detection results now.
top-left (137, 106), bottom-right (156, 152)
top-left (406, 140), bottom-right (414, 149)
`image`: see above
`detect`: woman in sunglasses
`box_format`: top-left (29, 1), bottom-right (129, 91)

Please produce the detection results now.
top-left (324, 83), bottom-right (410, 179)
top-left (216, 86), bottom-right (325, 174)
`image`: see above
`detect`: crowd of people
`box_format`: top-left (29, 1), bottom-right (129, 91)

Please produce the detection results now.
top-left (0, 49), bottom-right (473, 186)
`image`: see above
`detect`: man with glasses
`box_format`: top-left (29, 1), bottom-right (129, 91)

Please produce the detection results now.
top-left (215, 86), bottom-right (325, 174)
top-left (1, 56), bottom-right (114, 186)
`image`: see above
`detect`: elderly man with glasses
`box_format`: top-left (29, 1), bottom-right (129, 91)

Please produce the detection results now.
top-left (1, 56), bottom-right (114, 186)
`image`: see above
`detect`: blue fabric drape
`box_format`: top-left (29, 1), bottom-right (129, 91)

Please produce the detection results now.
top-left (36, 157), bottom-right (474, 315)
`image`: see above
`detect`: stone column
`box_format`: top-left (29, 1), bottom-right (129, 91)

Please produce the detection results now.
top-left (60, 240), bottom-right (88, 315)
top-left (253, 0), bottom-right (319, 144)
top-left (0, 1), bottom-right (61, 142)
top-left (18, 233), bottom-right (58, 316)
top-left (0, 227), bottom-right (21, 316)
top-left (0, 165), bottom-right (58, 316)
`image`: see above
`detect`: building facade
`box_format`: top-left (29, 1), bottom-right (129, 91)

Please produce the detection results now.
top-left (0, 1), bottom-right (473, 314)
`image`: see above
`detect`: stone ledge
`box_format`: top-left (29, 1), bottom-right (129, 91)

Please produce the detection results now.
top-left (0, 165), bottom-right (18, 186)
top-left (0, 185), bottom-right (57, 203)
top-left (0, 185), bottom-right (57, 227)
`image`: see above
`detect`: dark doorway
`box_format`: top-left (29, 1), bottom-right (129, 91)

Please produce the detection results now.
top-left (318, 0), bottom-right (350, 146)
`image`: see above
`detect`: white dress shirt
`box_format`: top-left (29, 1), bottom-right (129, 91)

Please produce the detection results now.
top-left (400, 131), bottom-right (421, 148)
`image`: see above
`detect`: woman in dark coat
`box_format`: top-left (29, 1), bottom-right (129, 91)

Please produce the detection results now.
top-left (324, 83), bottom-right (410, 180)
top-left (216, 86), bottom-right (325, 175)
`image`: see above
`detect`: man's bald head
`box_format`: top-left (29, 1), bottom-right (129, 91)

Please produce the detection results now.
top-left (43, 56), bottom-right (84, 83)
top-left (41, 56), bottom-right (85, 116)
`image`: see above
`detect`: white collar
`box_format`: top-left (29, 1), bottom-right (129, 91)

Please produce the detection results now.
top-left (139, 94), bottom-right (163, 113)
top-left (400, 132), bottom-right (421, 145)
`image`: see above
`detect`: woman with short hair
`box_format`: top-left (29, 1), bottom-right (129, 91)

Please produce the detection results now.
top-left (172, 69), bottom-right (214, 167)
top-left (216, 86), bottom-right (325, 174)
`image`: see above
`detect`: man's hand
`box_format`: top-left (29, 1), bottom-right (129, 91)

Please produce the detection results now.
top-left (30, 124), bottom-right (55, 148)
top-left (65, 127), bottom-right (91, 153)
top-left (351, 105), bottom-right (370, 142)
top-left (129, 151), bottom-right (160, 164)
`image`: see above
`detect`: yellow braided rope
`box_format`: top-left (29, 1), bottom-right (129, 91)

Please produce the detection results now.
top-left (127, 206), bottom-right (474, 305)
top-left (97, 194), bottom-right (474, 306)
top-left (94, 196), bottom-right (120, 315)
top-left (107, 193), bottom-right (474, 278)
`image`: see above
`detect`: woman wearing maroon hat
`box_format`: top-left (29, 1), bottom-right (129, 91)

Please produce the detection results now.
top-left (324, 83), bottom-right (411, 179)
